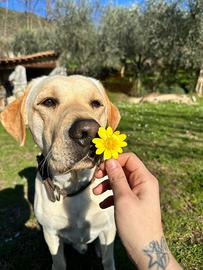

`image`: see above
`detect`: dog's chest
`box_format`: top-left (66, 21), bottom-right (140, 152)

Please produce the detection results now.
top-left (34, 176), bottom-right (114, 244)
top-left (58, 200), bottom-right (98, 244)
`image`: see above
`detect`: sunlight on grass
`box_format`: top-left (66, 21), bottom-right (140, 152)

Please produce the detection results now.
top-left (118, 102), bottom-right (203, 269)
top-left (0, 101), bottom-right (202, 269)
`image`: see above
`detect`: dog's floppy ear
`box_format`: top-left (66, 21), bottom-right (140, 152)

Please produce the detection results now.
top-left (0, 91), bottom-right (28, 146)
top-left (105, 94), bottom-right (121, 131)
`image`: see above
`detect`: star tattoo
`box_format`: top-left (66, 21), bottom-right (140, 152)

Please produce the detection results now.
top-left (143, 237), bottom-right (170, 269)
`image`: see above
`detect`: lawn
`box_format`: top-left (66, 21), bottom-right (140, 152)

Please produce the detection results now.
top-left (0, 99), bottom-right (202, 269)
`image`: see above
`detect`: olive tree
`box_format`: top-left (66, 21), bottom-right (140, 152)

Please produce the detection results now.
top-left (53, 0), bottom-right (99, 75)
top-left (185, 0), bottom-right (203, 95)
top-left (11, 27), bottom-right (56, 55)
top-left (151, 0), bottom-right (203, 93)
top-left (99, 3), bottom-right (162, 96)
top-left (12, 29), bottom-right (40, 54)
top-left (98, 5), bottom-right (128, 74)
top-left (10, 0), bottom-right (203, 95)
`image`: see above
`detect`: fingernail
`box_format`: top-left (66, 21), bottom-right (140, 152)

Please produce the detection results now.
top-left (106, 159), bottom-right (117, 170)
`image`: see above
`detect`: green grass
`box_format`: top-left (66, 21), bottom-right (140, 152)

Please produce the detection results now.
top-left (0, 100), bottom-right (203, 269)
top-left (118, 101), bottom-right (203, 269)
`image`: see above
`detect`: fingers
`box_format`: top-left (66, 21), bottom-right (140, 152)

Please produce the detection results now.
top-left (93, 153), bottom-right (157, 203)
top-left (116, 153), bottom-right (147, 174)
top-left (95, 153), bottom-right (147, 178)
top-left (105, 158), bottom-right (131, 198)
top-left (94, 167), bottom-right (106, 178)
top-left (95, 153), bottom-right (153, 185)
top-left (93, 179), bottom-right (111, 195)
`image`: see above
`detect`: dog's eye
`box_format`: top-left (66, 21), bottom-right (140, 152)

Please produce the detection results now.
top-left (90, 100), bottom-right (103, 108)
top-left (41, 98), bottom-right (58, 108)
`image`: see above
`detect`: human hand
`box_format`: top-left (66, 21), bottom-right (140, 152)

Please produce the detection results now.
top-left (93, 153), bottom-right (182, 269)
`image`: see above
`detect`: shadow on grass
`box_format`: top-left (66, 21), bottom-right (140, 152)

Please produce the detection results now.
top-left (0, 167), bottom-right (135, 270)
top-left (19, 167), bottom-right (37, 206)
top-left (0, 183), bottom-right (51, 270)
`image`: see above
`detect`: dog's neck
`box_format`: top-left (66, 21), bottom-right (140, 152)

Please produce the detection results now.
top-left (52, 168), bottom-right (95, 194)
top-left (37, 154), bottom-right (96, 200)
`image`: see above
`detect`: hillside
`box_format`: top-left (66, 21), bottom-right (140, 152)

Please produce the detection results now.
top-left (0, 7), bottom-right (49, 40)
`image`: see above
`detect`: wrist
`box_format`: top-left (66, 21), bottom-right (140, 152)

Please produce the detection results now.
top-left (127, 235), bottom-right (182, 270)
top-left (134, 235), bottom-right (169, 269)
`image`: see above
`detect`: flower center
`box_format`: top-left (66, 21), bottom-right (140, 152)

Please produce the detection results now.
top-left (104, 137), bottom-right (117, 150)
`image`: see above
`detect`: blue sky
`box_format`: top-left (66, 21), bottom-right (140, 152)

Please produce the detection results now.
top-left (0, 0), bottom-right (138, 17)
top-left (0, 0), bottom-right (47, 17)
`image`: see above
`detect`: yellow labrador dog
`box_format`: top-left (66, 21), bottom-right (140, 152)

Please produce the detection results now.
top-left (0, 75), bottom-right (120, 270)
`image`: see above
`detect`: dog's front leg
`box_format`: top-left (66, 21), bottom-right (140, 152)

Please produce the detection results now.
top-left (43, 228), bottom-right (66, 270)
top-left (99, 227), bottom-right (116, 270)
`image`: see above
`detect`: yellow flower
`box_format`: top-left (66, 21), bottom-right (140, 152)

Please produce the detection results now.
top-left (92, 127), bottom-right (127, 159)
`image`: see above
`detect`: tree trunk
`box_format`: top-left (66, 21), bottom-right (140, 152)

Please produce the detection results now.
top-left (195, 69), bottom-right (203, 96)
top-left (129, 77), bottom-right (142, 97)
top-left (120, 65), bottom-right (125, 78)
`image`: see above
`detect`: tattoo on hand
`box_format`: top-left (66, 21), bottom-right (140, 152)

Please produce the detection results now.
top-left (143, 236), bottom-right (170, 269)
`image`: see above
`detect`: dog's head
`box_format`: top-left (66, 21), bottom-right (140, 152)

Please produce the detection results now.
top-left (0, 75), bottom-right (120, 174)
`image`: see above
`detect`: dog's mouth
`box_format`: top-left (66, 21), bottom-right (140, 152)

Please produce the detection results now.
top-left (87, 143), bottom-right (98, 161)
top-left (76, 142), bottom-right (101, 165)
top-left (52, 142), bottom-right (101, 175)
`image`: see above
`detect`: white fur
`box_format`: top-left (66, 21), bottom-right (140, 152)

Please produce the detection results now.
top-left (28, 76), bottom-right (116, 270)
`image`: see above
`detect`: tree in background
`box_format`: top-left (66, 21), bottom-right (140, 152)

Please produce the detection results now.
top-left (153, 0), bottom-right (203, 94)
top-left (0, 0), bottom-right (8, 36)
top-left (98, 5), bottom-right (127, 75)
top-left (45, 0), bottom-right (55, 20)
top-left (52, 0), bottom-right (99, 75)
top-left (8, 0), bottom-right (203, 96)
top-left (20, 0), bottom-right (40, 30)
top-left (0, 38), bottom-right (11, 57)
top-left (142, 0), bottom-right (192, 93)
top-left (12, 27), bottom-right (56, 55)
top-left (185, 0), bottom-right (203, 96)
top-left (12, 29), bottom-right (39, 55)
top-left (99, 1), bottom-right (183, 95)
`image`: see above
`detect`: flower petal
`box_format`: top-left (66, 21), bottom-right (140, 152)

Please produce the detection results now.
top-left (95, 143), bottom-right (105, 149)
top-left (118, 134), bottom-right (127, 141)
top-left (92, 138), bottom-right (103, 144)
top-left (104, 149), bottom-right (112, 159)
top-left (112, 151), bottom-right (118, 159)
top-left (96, 148), bottom-right (105, 155)
top-left (114, 131), bottom-right (120, 135)
top-left (107, 127), bottom-right (113, 136)
top-left (98, 127), bottom-right (107, 139)
top-left (120, 141), bottom-right (127, 147)
top-left (115, 147), bottom-right (123, 153)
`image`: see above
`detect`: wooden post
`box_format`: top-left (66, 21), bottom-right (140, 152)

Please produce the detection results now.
top-left (195, 69), bottom-right (203, 96)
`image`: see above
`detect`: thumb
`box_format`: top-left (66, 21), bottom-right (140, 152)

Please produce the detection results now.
top-left (105, 159), bottom-right (131, 198)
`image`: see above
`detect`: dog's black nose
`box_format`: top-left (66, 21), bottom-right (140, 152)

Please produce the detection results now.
top-left (69, 119), bottom-right (100, 147)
